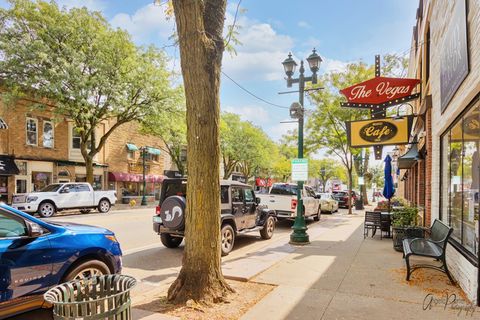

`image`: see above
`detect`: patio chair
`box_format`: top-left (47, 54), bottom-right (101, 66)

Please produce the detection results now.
top-left (364, 211), bottom-right (382, 239)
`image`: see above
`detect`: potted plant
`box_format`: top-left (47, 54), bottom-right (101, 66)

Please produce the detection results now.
top-left (391, 206), bottom-right (424, 251)
top-left (374, 200), bottom-right (390, 212)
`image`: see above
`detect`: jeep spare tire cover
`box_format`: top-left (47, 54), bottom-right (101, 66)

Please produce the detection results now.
top-left (160, 196), bottom-right (186, 230)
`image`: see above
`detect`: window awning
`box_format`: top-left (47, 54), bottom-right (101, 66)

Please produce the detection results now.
top-left (146, 147), bottom-right (161, 155)
top-left (397, 144), bottom-right (419, 169)
top-left (108, 172), bottom-right (165, 183)
top-left (0, 117), bottom-right (7, 129)
top-left (0, 156), bottom-right (19, 175)
top-left (126, 143), bottom-right (139, 151)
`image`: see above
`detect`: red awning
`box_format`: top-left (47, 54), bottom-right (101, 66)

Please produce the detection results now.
top-left (108, 172), bottom-right (165, 183)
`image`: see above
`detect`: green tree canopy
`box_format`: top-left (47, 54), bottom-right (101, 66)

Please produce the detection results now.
top-left (0, 0), bottom-right (179, 182)
top-left (220, 112), bottom-right (275, 180)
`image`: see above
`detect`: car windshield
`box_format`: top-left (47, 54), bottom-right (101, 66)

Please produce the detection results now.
top-left (333, 191), bottom-right (347, 197)
top-left (270, 184), bottom-right (298, 195)
top-left (40, 184), bottom-right (63, 192)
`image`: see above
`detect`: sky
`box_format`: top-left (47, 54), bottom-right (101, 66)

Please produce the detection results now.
top-left (0, 0), bottom-right (419, 160)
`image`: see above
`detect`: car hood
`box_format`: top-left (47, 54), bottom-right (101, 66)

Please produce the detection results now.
top-left (51, 221), bottom-right (113, 235)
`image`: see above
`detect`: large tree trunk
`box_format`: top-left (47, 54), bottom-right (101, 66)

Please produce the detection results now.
top-left (168, 0), bottom-right (233, 304)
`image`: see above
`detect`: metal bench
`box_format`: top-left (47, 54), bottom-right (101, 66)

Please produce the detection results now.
top-left (402, 219), bottom-right (454, 283)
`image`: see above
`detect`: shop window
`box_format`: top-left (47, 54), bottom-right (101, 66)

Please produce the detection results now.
top-left (127, 151), bottom-right (135, 160)
top-left (0, 176), bottom-right (8, 203)
top-left (16, 179), bottom-right (27, 194)
top-left (32, 172), bottom-right (51, 191)
top-left (26, 118), bottom-right (38, 146)
top-left (43, 120), bottom-right (54, 148)
top-left (440, 101), bottom-right (479, 257)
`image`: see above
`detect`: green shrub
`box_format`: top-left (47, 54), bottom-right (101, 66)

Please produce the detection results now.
top-left (392, 206), bottom-right (418, 227)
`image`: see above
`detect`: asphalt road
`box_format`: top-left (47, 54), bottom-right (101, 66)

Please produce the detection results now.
top-left (8, 207), bottom-right (327, 319)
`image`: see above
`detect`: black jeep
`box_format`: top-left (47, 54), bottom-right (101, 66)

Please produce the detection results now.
top-left (153, 178), bottom-right (276, 256)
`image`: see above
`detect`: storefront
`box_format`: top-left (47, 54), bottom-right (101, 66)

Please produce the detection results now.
top-left (108, 172), bottom-right (165, 204)
top-left (0, 156), bottom-right (19, 203)
top-left (440, 99), bottom-right (479, 265)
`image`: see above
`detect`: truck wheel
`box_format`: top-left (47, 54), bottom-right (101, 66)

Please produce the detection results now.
top-left (38, 202), bottom-right (56, 218)
top-left (98, 199), bottom-right (111, 213)
top-left (260, 216), bottom-right (275, 239)
top-left (160, 233), bottom-right (183, 248)
top-left (314, 206), bottom-right (321, 221)
top-left (221, 224), bottom-right (235, 256)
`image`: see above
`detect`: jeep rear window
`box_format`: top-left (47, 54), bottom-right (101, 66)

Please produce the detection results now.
top-left (163, 182), bottom-right (187, 200)
top-left (270, 184), bottom-right (297, 195)
top-left (163, 182), bottom-right (229, 204)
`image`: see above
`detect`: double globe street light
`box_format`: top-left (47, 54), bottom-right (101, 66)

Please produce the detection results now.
top-left (282, 49), bottom-right (322, 244)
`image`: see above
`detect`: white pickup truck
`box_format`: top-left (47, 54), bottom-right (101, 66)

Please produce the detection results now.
top-left (256, 183), bottom-right (321, 221)
top-left (11, 183), bottom-right (117, 217)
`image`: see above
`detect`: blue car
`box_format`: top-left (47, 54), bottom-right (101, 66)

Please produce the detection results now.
top-left (0, 203), bottom-right (122, 319)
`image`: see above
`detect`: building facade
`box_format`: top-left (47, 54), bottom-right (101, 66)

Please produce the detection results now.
top-left (0, 98), bottom-right (171, 205)
top-left (105, 121), bottom-right (167, 204)
top-left (399, 0), bottom-right (479, 305)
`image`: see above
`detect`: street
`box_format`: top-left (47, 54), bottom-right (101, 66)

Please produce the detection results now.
top-left (44, 208), bottom-right (325, 303)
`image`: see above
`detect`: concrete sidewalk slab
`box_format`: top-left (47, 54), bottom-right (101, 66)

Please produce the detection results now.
top-left (132, 308), bottom-right (180, 320)
top-left (241, 213), bottom-right (479, 320)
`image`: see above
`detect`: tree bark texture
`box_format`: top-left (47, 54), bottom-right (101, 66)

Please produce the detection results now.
top-left (168, 0), bottom-right (233, 304)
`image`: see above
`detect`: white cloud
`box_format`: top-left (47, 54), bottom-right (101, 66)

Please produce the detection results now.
top-left (321, 58), bottom-right (350, 74)
top-left (298, 21), bottom-right (310, 29)
top-left (222, 105), bottom-right (271, 124)
top-left (267, 120), bottom-right (297, 141)
top-left (110, 4), bottom-right (174, 46)
top-left (222, 13), bottom-right (294, 82)
top-left (57, 0), bottom-right (106, 11)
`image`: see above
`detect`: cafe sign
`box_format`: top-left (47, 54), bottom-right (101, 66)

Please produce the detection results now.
top-left (340, 77), bottom-right (420, 108)
top-left (346, 116), bottom-right (413, 148)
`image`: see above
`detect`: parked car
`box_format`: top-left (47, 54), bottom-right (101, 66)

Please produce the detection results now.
top-left (332, 190), bottom-right (358, 208)
top-left (11, 183), bottom-right (117, 218)
top-left (317, 193), bottom-right (339, 213)
top-left (0, 203), bottom-right (122, 319)
top-left (256, 183), bottom-right (321, 221)
top-left (153, 178), bottom-right (276, 256)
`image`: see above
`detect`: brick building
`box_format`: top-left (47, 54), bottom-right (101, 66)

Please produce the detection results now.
top-left (397, 0), bottom-right (479, 305)
top-left (105, 121), bottom-right (168, 204)
top-left (0, 98), bottom-right (171, 205)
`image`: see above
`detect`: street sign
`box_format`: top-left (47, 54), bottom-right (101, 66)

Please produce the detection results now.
top-left (291, 158), bottom-right (308, 181)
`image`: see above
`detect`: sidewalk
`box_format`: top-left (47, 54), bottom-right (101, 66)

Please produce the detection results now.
top-left (133, 211), bottom-right (479, 320)
top-left (241, 212), bottom-right (478, 320)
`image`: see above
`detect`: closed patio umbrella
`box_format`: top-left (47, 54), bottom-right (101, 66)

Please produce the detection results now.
top-left (383, 155), bottom-right (395, 212)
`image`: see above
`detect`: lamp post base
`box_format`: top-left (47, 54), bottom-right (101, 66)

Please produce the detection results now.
top-left (141, 196), bottom-right (147, 206)
top-left (289, 219), bottom-right (310, 244)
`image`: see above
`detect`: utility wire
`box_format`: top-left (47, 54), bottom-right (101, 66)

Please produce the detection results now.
top-left (221, 71), bottom-right (289, 109)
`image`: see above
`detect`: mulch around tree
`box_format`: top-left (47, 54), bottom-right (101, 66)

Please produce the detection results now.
top-left (135, 280), bottom-right (276, 320)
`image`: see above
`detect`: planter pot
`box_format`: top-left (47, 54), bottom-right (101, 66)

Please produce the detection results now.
top-left (392, 226), bottom-right (425, 252)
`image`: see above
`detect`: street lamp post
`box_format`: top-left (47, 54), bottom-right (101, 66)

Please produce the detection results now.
top-left (141, 147), bottom-right (147, 206)
top-left (282, 49), bottom-right (322, 245)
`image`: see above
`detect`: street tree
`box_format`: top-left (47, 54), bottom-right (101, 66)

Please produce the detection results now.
top-left (168, 0), bottom-right (233, 304)
top-left (220, 112), bottom-right (275, 181)
top-left (312, 158), bottom-right (346, 192)
top-left (142, 88), bottom-right (187, 175)
top-left (0, 0), bottom-right (177, 183)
